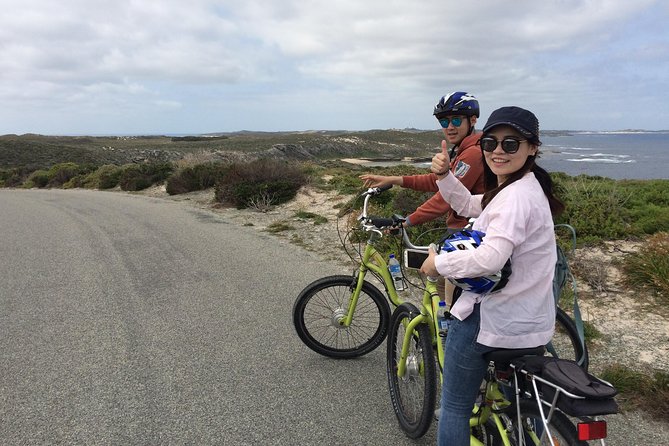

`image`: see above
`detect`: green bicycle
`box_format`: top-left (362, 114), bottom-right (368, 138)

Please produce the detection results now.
top-left (386, 275), bottom-right (616, 444)
top-left (293, 186), bottom-right (588, 367)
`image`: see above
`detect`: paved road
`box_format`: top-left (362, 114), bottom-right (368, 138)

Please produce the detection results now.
top-left (0, 189), bottom-right (436, 445)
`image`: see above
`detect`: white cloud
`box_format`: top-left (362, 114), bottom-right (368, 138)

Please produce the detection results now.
top-left (0, 0), bottom-right (667, 133)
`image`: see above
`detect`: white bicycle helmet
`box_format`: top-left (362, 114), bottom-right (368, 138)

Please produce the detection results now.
top-left (438, 229), bottom-right (511, 294)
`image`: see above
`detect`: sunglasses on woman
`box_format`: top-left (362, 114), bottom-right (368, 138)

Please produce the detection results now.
top-left (479, 136), bottom-right (527, 154)
top-left (438, 116), bottom-right (464, 128)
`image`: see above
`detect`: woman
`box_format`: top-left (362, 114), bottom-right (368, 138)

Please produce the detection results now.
top-left (419, 106), bottom-right (565, 446)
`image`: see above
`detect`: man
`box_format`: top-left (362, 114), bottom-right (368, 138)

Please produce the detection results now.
top-left (360, 92), bottom-right (485, 305)
top-left (360, 91), bottom-right (484, 229)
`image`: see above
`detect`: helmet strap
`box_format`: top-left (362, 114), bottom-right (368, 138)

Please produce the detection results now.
top-left (466, 117), bottom-right (475, 136)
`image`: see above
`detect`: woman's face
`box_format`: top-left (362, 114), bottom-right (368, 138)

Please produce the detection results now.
top-left (482, 125), bottom-right (537, 184)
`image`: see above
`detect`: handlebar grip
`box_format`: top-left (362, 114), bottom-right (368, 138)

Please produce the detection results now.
top-left (362, 184), bottom-right (394, 197)
top-left (369, 217), bottom-right (396, 228)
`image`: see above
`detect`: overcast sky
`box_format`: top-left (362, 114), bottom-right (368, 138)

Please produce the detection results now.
top-left (1, 0), bottom-right (667, 135)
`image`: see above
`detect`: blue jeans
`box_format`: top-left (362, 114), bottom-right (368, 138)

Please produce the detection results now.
top-left (437, 304), bottom-right (494, 446)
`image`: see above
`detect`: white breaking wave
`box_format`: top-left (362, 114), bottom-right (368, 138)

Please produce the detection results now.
top-left (566, 158), bottom-right (636, 164)
top-left (561, 151), bottom-right (596, 156)
top-left (576, 130), bottom-right (669, 135)
top-left (588, 153), bottom-right (631, 158)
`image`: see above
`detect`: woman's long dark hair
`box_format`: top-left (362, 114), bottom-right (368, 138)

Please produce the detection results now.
top-left (480, 151), bottom-right (565, 217)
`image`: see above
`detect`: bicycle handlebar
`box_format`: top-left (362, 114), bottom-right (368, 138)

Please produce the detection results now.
top-left (357, 185), bottom-right (430, 252)
top-left (360, 184), bottom-right (393, 197)
top-left (368, 217), bottom-right (396, 228)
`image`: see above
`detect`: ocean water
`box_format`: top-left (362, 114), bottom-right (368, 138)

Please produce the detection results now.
top-left (535, 132), bottom-right (669, 180)
top-left (404, 132), bottom-right (669, 180)
top-left (349, 131), bottom-right (669, 180)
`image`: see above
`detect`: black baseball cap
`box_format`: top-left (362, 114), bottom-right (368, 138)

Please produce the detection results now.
top-left (483, 106), bottom-right (540, 143)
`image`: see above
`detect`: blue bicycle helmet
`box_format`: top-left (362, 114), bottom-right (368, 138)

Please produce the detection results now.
top-left (438, 229), bottom-right (511, 294)
top-left (433, 92), bottom-right (480, 118)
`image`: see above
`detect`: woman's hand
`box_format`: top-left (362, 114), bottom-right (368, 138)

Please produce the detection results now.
top-left (420, 245), bottom-right (440, 277)
top-left (359, 174), bottom-right (402, 188)
top-left (431, 140), bottom-right (450, 177)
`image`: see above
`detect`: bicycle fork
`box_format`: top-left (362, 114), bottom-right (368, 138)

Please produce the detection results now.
top-left (396, 313), bottom-right (428, 379)
top-left (337, 270), bottom-right (368, 328)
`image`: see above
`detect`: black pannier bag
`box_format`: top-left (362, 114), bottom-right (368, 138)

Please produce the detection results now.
top-left (513, 356), bottom-right (619, 417)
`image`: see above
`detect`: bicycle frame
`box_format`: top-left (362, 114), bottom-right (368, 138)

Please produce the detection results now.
top-left (340, 187), bottom-right (429, 328)
top-left (396, 276), bottom-right (445, 378)
top-left (470, 373), bottom-right (515, 446)
top-left (338, 233), bottom-right (399, 327)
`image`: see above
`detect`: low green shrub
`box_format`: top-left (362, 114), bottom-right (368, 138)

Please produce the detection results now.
top-left (214, 159), bottom-right (307, 209)
top-left (63, 175), bottom-right (87, 189)
top-left (0, 168), bottom-right (30, 187)
top-left (118, 162), bottom-right (174, 191)
top-left (622, 232), bottom-right (669, 301)
top-left (81, 164), bottom-right (123, 189)
top-left (553, 175), bottom-right (632, 243)
top-left (294, 211), bottom-right (328, 225)
top-left (582, 320), bottom-right (602, 342)
top-left (266, 221), bottom-right (295, 233)
top-left (392, 188), bottom-right (432, 217)
top-left (326, 169), bottom-right (367, 195)
top-left (553, 175), bottom-right (669, 243)
top-left (600, 364), bottom-right (669, 417)
top-left (46, 162), bottom-right (85, 187)
top-left (166, 162), bottom-right (228, 195)
top-left (25, 169), bottom-right (49, 188)
top-left (619, 179), bottom-right (669, 235)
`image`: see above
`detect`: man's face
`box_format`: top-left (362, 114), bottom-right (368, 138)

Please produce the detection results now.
top-left (438, 115), bottom-right (476, 146)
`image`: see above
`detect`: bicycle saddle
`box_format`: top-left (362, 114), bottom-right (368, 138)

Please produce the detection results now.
top-left (483, 346), bottom-right (545, 364)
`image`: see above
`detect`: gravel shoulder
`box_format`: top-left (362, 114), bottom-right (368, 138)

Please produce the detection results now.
top-left (137, 184), bottom-right (669, 445)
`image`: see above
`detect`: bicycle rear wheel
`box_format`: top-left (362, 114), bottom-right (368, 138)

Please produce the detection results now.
top-left (545, 307), bottom-right (589, 370)
top-left (292, 275), bottom-right (390, 358)
top-left (386, 302), bottom-right (438, 439)
top-left (513, 399), bottom-right (587, 445)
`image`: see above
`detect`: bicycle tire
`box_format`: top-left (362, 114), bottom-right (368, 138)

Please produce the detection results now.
top-left (292, 275), bottom-right (390, 358)
top-left (386, 302), bottom-right (438, 439)
top-left (512, 399), bottom-right (587, 445)
top-left (546, 307), bottom-right (589, 370)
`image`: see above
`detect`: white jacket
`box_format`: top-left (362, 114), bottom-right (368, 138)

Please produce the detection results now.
top-left (435, 172), bottom-right (556, 349)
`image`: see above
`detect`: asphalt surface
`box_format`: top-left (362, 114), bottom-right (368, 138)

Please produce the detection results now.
top-left (0, 189), bottom-right (437, 445)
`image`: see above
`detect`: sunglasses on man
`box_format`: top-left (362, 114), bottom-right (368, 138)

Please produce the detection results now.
top-left (438, 116), bottom-right (465, 128)
top-left (479, 136), bottom-right (527, 154)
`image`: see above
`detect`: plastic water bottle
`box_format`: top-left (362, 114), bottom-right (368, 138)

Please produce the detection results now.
top-left (437, 301), bottom-right (451, 336)
top-left (388, 254), bottom-right (405, 291)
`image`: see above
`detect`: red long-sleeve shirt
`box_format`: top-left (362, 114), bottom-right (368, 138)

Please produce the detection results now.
top-left (402, 132), bottom-right (484, 229)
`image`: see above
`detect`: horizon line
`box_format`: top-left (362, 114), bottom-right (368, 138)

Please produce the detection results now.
top-left (3, 128), bottom-right (669, 138)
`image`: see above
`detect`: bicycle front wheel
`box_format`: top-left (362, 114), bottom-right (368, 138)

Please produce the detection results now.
top-left (292, 275), bottom-right (390, 358)
top-left (546, 307), bottom-right (589, 370)
top-left (386, 302), bottom-right (438, 439)
top-left (513, 399), bottom-right (586, 445)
